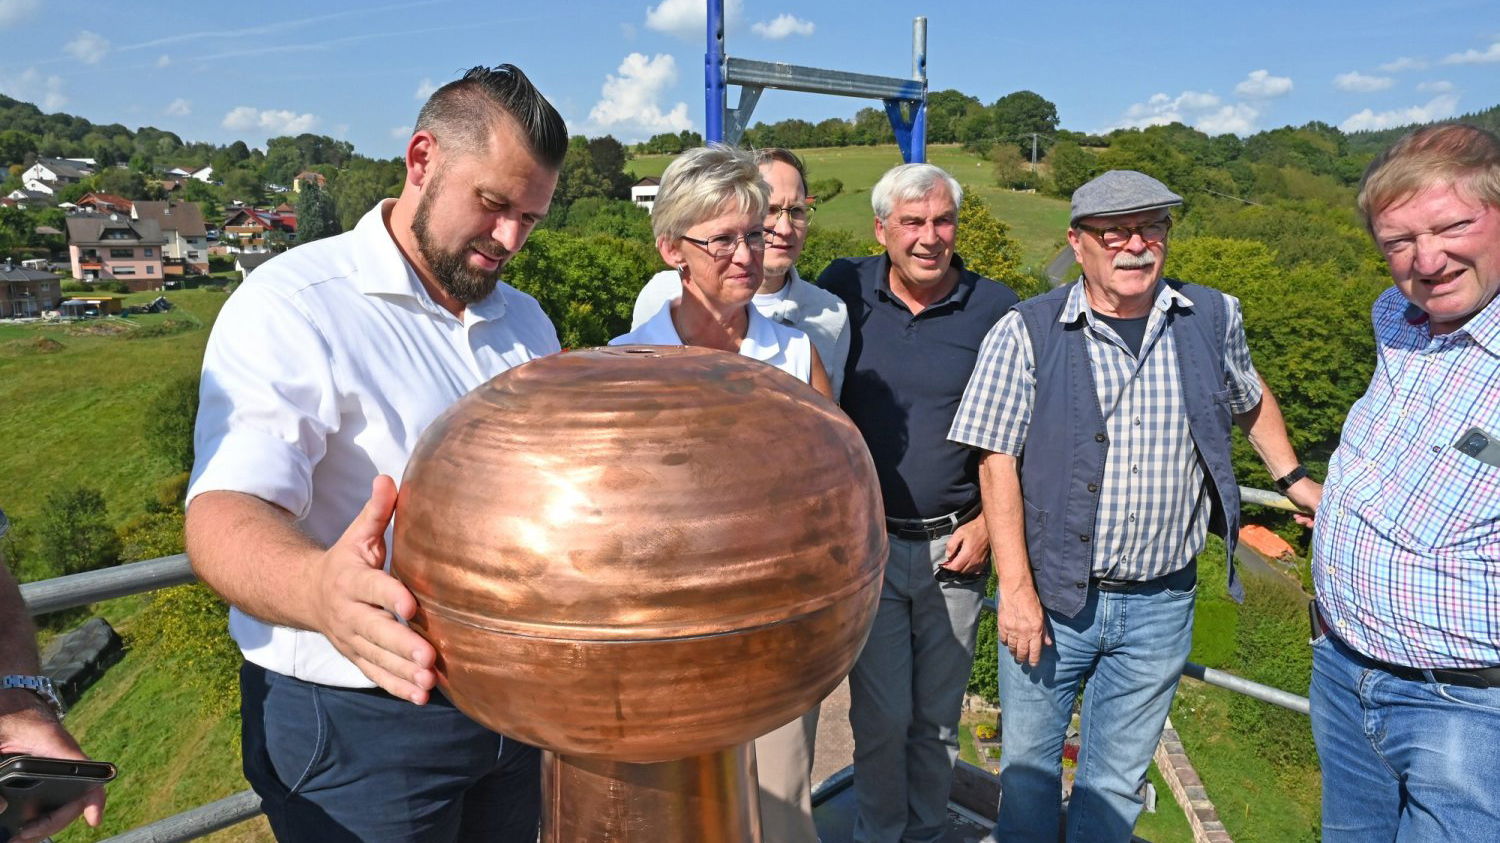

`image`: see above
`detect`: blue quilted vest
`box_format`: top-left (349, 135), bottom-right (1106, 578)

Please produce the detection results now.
top-left (1014, 279), bottom-right (1244, 617)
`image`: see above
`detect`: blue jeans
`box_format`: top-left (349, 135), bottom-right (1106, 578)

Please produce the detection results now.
top-left (240, 662), bottom-right (540, 842)
top-left (848, 533), bottom-right (986, 843)
top-left (992, 565), bottom-right (1195, 843)
top-left (1310, 630), bottom-right (1500, 841)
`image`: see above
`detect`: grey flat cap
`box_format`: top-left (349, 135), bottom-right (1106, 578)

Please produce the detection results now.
top-left (1070, 170), bottom-right (1183, 224)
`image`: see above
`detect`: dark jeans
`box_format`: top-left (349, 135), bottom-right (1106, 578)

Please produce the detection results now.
top-left (240, 662), bottom-right (540, 842)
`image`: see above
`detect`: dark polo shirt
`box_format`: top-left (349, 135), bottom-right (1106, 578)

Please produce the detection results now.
top-left (820, 253), bottom-right (1019, 520)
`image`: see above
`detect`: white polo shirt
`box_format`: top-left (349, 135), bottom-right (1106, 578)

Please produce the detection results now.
top-left (187, 200), bottom-right (561, 688)
top-left (611, 299), bottom-right (812, 383)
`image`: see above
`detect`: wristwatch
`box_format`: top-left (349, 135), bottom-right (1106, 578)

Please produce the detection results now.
top-left (1274, 464), bottom-right (1310, 493)
top-left (1, 674), bottom-right (66, 719)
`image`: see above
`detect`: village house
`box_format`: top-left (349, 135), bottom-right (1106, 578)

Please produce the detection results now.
top-left (631, 176), bottom-right (660, 213)
top-left (0, 259), bottom-right (62, 318)
top-left (132, 200), bottom-right (209, 276)
top-left (22, 158), bottom-right (95, 195)
top-left (65, 213), bottom-right (166, 290)
top-left (293, 170), bottom-right (327, 192)
top-left (234, 251), bottom-right (275, 279)
top-left (221, 206), bottom-right (296, 253)
top-left (72, 192), bottom-right (135, 215)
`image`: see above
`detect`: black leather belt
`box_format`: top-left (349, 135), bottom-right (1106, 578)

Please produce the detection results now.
top-left (1378, 660), bottom-right (1500, 689)
top-left (1315, 605), bottom-right (1500, 689)
top-left (885, 500), bottom-right (981, 541)
top-left (1091, 562), bottom-right (1196, 594)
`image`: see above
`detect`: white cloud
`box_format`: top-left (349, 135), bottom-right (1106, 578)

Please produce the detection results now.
top-left (752, 13), bottom-right (814, 39)
top-left (156, 54), bottom-right (171, 68)
top-left (165, 98), bottom-right (191, 117)
top-left (1417, 80), bottom-right (1455, 93)
top-left (1380, 56), bottom-right (1427, 72)
top-left (1235, 69), bottom-right (1293, 99)
top-left (1334, 71), bottom-right (1394, 93)
top-left (587, 52), bottom-right (692, 137)
top-left (222, 106), bottom-right (319, 136)
top-left (1442, 40), bottom-right (1500, 64)
top-left (1196, 104), bottom-right (1261, 135)
top-left (64, 30), bottom-right (110, 64)
top-left (1113, 90), bottom-right (1264, 135)
top-left (1341, 94), bottom-right (1460, 132)
top-left (0, 0), bottom-right (39, 28)
top-left (0, 67), bottom-right (66, 110)
top-left (391, 125), bottom-right (412, 139)
top-left (645, 0), bottom-right (742, 40)
top-left (415, 77), bottom-right (437, 100)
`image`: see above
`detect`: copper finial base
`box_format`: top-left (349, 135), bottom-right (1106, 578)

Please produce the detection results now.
top-left (543, 744), bottom-right (762, 842)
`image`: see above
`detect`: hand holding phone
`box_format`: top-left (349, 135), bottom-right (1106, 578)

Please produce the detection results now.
top-left (0, 755), bottom-right (116, 841)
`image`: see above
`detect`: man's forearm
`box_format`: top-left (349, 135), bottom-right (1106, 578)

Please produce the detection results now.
top-left (0, 566), bottom-right (41, 676)
top-left (1236, 377), bottom-right (1302, 479)
top-left (184, 491), bottom-right (325, 632)
top-left (978, 453), bottom-right (1036, 597)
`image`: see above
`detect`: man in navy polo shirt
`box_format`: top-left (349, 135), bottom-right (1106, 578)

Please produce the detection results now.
top-left (820, 163), bottom-right (1019, 843)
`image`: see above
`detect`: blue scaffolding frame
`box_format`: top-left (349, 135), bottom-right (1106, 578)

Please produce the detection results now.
top-left (703, 2), bottom-right (928, 163)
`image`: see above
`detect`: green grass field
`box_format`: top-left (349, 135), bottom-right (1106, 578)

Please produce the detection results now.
top-left (628, 143), bottom-right (1072, 269)
top-left (0, 289), bottom-right (228, 527)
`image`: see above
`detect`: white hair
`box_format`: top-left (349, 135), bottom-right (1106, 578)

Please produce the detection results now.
top-left (870, 163), bottom-right (962, 220)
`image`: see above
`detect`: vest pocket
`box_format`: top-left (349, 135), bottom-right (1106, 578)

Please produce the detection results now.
top-left (1022, 498), bottom-right (1049, 571)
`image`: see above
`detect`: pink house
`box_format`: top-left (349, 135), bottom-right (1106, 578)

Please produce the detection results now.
top-left (65, 213), bottom-right (167, 291)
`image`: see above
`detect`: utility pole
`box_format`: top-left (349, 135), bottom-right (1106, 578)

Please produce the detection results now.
top-left (1030, 133), bottom-right (1039, 173)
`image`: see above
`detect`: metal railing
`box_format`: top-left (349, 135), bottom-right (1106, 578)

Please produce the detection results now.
top-left (14, 485), bottom-right (1312, 840)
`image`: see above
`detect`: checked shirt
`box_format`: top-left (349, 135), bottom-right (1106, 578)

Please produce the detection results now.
top-left (950, 280), bottom-right (1261, 581)
top-left (1314, 287), bottom-right (1500, 669)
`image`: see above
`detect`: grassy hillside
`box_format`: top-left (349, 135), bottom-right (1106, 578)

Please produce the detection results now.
top-left (629, 143), bottom-right (1071, 269)
top-left (0, 289), bottom-right (228, 527)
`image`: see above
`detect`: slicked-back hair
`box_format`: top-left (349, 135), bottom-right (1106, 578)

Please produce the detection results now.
top-left (1358, 123), bottom-right (1500, 230)
top-left (651, 143), bottom-right (770, 241)
top-left (871, 163), bottom-right (962, 221)
top-left (414, 64), bottom-right (568, 169)
top-left (755, 147), bottom-right (808, 197)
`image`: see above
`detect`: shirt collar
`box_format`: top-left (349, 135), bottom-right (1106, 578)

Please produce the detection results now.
top-left (1060, 276), bottom-right (1191, 325)
top-left (1402, 291), bottom-right (1500, 354)
top-left (873, 253), bottom-right (975, 310)
top-left (350, 199), bottom-right (508, 323)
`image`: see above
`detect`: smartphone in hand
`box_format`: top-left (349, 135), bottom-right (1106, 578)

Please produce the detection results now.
top-left (0, 754), bottom-right (116, 839)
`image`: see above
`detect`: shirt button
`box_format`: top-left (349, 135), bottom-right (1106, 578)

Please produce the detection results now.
top-left (1087, 483), bottom-right (1099, 493)
top-left (1431, 445), bottom-right (1442, 453)
top-left (1095, 433), bottom-right (1107, 443)
top-left (1076, 580), bottom-right (1087, 588)
top-left (1131, 465), bottom-right (1140, 474)
top-left (1129, 514), bottom-right (1137, 522)
top-left (1080, 535), bottom-right (1091, 543)
top-left (1134, 417), bottom-right (1142, 426)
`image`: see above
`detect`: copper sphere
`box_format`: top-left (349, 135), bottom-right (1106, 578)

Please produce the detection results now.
top-left (392, 346), bottom-right (886, 763)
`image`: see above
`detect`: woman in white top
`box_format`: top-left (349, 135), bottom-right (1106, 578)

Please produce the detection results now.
top-left (609, 143), bottom-right (832, 843)
top-left (611, 143), bottom-right (833, 400)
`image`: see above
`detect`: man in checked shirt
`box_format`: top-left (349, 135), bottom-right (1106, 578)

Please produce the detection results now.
top-left (1308, 123), bottom-right (1500, 841)
top-left (949, 170), bottom-right (1321, 842)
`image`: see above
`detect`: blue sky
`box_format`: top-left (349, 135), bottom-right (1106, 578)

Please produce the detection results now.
top-left (2, 0), bottom-right (1498, 159)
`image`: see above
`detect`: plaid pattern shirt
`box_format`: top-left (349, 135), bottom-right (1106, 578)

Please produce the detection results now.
top-left (950, 280), bottom-right (1261, 581)
top-left (1314, 287), bottom-right (1500, 669)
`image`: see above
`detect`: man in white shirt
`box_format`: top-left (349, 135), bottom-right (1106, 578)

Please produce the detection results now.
top-left (184, 65), bottom-right (566, 842)
top-left (631, 148), bottom-right (851, 398)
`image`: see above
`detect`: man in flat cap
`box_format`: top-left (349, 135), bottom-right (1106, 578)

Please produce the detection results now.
top-left (949, 170), bottom-right (1320, 841)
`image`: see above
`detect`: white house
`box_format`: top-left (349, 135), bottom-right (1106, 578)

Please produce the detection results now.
top-left (190, 165), bottom-right (214, 183)
top-left (631, 177), bottom-right (660, 214)
top-left (21, 158), bottom-right (94, 195)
